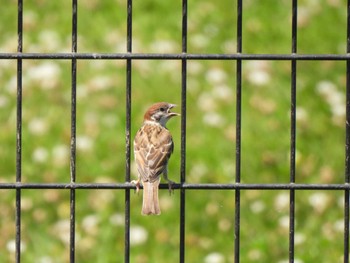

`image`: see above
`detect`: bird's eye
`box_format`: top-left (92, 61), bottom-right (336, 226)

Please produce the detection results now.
top-left (159, 107), bottom-right (165, 112)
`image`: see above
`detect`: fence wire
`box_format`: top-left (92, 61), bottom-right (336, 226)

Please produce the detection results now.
top-left (1, 0), bottom-right (350, 262)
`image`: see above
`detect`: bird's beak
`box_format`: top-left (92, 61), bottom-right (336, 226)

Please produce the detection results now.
top-left (168, 104), bottom-right (180, 118)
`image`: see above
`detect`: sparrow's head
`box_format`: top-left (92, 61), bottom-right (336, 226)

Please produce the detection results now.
top-left (144, 102), bottom-right (180, 127)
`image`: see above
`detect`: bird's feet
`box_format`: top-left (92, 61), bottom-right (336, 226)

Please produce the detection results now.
top-left (166, 180), bottom-right (175, 195)
top-left (130, 180), bottom-right (140, 194)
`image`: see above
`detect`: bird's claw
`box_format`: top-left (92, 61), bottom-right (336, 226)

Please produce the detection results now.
top-left (130, 180), bottom-right (140, 194)
top-left (167, 180), bottom-right (175, 195)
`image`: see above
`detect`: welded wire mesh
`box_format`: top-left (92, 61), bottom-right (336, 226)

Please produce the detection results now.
top-left (1, 0), bottom-right (350, 262)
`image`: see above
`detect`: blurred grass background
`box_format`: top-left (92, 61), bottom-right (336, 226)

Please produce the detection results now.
top-left (0, 0), bottom-right (348, 262)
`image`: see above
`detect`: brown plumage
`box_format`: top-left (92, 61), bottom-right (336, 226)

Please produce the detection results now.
top-left (132, 102), bottom-right (179, 215)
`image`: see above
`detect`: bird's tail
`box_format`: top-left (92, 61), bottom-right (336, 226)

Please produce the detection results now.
top-left (142, 180), bottom-right (161, 215)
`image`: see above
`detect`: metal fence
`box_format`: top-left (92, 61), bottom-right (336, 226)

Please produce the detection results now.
top-left (1, 0), bottom-right (350, 262)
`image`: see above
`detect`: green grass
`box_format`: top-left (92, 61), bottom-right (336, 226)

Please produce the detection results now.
top-left (0, 0), bottom-right (348, 262)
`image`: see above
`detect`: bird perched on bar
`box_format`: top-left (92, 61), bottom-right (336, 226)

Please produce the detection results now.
top-left (132, 102), bottom-right (180, 215)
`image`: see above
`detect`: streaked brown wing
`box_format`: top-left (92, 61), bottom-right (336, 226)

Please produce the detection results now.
top-left (134, 124), bottom-right (174, 183)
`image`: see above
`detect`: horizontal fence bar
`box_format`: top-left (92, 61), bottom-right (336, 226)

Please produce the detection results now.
top-left (1, 182), bottom-right (350, 190)
top-left (1, 52), bottom-right (350, 60)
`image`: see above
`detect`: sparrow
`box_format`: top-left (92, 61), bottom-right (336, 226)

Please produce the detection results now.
top-left (132, 102), bottom-right (180, 215)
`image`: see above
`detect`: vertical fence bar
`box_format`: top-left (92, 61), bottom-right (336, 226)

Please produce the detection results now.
top-left (180, 0), bottom-right (187, 262)
top-left (124, 0), bottom-right (132, 262)
top-left (234, 0), bottom-right (243, 262)
top-left (344, 1), bottom-right (350, 262)
top-left (289, 0), bottom-right (298, 262)
top-left (70, 0), bottom-right (78, 262)
top-left (15, 0), bottom-right (23, 262)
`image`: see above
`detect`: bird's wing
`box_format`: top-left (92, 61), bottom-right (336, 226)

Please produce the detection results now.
top-left (134, 124), bottom-right (174, 183)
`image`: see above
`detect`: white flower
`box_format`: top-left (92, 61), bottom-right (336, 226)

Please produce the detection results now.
top-left (278, 215), bottom-right (290, 229)
top-left (26, 62), bottom-right (61, 89)
top-left (189, 162), bottom-right (208, 182)
top-left (245, 61), bottom-right (271, 86)
top-left (21, 197), bottom-right (33, 210)
top-left (38, 256), bottom-right (54, 263)
top-left (0, 95), bottom-right (9, 108)
top-left (88, 76), bottom-right (113, 91)
top-left (109, 213), bottom-right (124, 226)
top-left (130, 225), bottom-right (148, 246)
top-left (28, 62), bottom-right (60, 82)
top-left (279, 259), bottom-right (303, 263)
top-left (23, 10), bottom-right (38, 29)
top-left (247, 70), bottom-right (270, 86)
top-left (275, 193), bottom-right (290, 211)
top-left (82, 215), bottom-right (99, 235)
top-left (6, 240), bottom-right (27, 253)
top-left (316, 81), bottom-right (345, 125)
top-left (32, 147), bottom-right (49, 163)
top-left (191, 34), bottom-right (209, 49)
top-left (5, 76), bottom-right (17, 94)
top-left (331, 103), bottom-right (345, 117)
top-left (52, 145), bottom-right (69, 167)
top-left (204, 252), bottom-right (225, 263)
top-left (218, 218), bottom-right (231, 232)
top-left (206, 68), bottom-right (227, 84)
top-left (248, 249), bottom-right (262, 260)
top-left (222, 40), bottom-right (236, 53)
top-left (198, 92), bottom-right (217, 112)
top-left (213, 85), bottom-right (233, 101)
top-left (308, 193), bottom-right (330, 213)
top-left (150, 40), bottom-right (178, 53)
top-left (53, 219), bottom-right (71, 245)
top-left (28, 118), bottom-right (48, 135)
top-left (334, 219), bottom-right (344, 232)
top-left (0, 36), bottom-right (17, 52)
top-left (295, 107), bottom-right (308, 123)
top-left (77, 84), bottom-right (88, 99)
top-left (38, 30), bottom-right (61, 51)
top-left (206, 202), bottom-right (219, 215)
top-left (250, 200), bottom-right (265, 214)
top-left (188, 61), bottom-right (203, 75)
top-left (82, 215), bottom-right (99, 229)
top-left (316, 80), bottom-right (336, 97)
top-left (297, 7), bottom-right (311, 28)
top-left (294, 232), bottom-right (306, 245)
top-left (328, 91), bottom-right (344, 106)
top-left (203, 112), bottom-right (225, 127)
top-left (76, 135), bottom-right (93, 152)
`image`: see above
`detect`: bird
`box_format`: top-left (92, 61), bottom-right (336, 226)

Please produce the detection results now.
top-left (132, 102), bottom-right (180, 215)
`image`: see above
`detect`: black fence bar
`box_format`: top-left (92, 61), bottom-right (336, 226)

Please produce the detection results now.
top-left (180, 0), bottom-right (187, 262)
top-left (289, 0), bottom-right (298, 262)
top-left (234, 0), bottom-right (243, 262)
top-left (15, 0), bottom-right (23, 262)
top-left (3, 182), bottom-right (350, 190)
top-left (345, 1), bottom-right (350, 263)
top-left (2, 52), bottom-right (350, 60)
top-left (69, 0), bottom-right (78, 262)
top-left (124, 0), bottom-right (133, 262)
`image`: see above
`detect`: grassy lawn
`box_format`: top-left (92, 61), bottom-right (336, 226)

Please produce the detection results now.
top-left (0, 0), bottom-right (348, 262)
